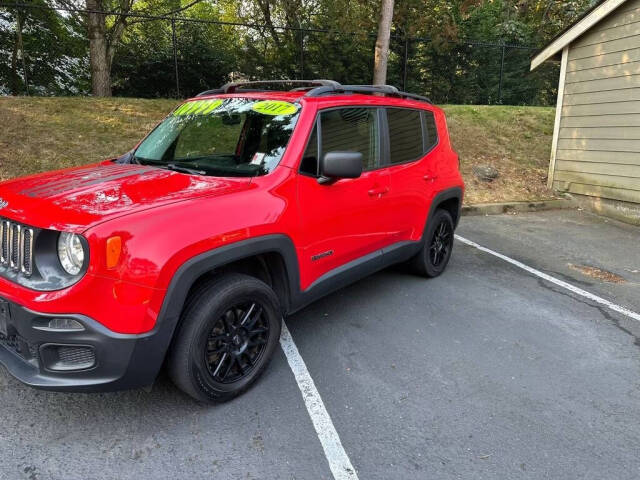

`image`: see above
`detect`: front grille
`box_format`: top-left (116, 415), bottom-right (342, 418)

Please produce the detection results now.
top-left (0, 332), bottom-right (37, 361)
top-left (0, 219), bottom-right (34, 276)
top-left (0, 333), bottom-right (19, 351)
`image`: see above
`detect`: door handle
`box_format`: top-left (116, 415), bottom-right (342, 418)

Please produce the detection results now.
top-left (368, 186), bottom-right (389, 197)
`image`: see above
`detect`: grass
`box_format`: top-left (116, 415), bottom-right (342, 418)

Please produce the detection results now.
top-left (443, 105), bottom-right (556, 204)
top-left (0, 97), bottom-right (177, 180)
top-left (0, 97), bottom-right (556, 204)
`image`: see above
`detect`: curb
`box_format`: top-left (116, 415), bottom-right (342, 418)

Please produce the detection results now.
top-left (462, 199), bottom-right (572, 216)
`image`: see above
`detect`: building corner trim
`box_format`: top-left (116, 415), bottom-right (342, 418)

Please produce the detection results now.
top-left (548, 46), bottom-right (569, 190)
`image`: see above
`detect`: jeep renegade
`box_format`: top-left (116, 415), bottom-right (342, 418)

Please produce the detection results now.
top-left (0, 80), bottom-right (464, 402)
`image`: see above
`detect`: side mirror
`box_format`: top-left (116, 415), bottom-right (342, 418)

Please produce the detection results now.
top-left (318, 151), bottom-right (363, 184)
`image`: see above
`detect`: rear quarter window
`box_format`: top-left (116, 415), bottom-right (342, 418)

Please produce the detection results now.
top-left (422, 110), bottom-right (439, 153)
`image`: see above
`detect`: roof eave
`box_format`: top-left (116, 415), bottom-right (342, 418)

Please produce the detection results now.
top-left (530, 0), bottom-right (629, 71)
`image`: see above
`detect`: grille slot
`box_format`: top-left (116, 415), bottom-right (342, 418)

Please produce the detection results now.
top-left (21, 228), bottom-right (33, 275)
top-left (1, 221), bottom-right (8, 264)
top-left (10, 223), bottom-right (20, 269)
top-left (0, 219), bottom-right (34, 276)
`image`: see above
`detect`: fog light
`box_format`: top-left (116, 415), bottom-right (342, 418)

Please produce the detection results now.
top-left (33, 317), bottom-right (84, 332)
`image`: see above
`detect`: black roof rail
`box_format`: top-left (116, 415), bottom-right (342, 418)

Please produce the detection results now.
top-left (197, 79), bottom-right (340, 96)
top-left (196, 79), bottom-right (432, 104)
top-left (305, 84), bottom-right (432, 104)
top-left (196, 88), bottom-right (224, 97)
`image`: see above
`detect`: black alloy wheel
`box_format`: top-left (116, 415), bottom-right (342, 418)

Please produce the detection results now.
top-left (205, 302), bottom-right (269, 384)
top-left (429, 217), bottom-right (453, 268)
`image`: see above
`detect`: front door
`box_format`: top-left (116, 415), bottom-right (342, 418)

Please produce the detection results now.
top-left (296, 107), bottom-right (393, 289)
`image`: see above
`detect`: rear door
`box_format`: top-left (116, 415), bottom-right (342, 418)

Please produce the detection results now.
top-left (296, 107), bottom-right (393, 289)
top-left (384, 107), bottom-right (440, 242)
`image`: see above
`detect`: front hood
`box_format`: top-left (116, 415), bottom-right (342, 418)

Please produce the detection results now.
top-left (0, 162), bottom-right (252, 232)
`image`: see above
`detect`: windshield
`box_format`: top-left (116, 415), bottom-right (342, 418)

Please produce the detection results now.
top-left (134, 98), bottom-right (301, 177)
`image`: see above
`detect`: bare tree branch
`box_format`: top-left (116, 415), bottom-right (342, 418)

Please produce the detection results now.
top-left (255, 0), bottom-right (282, 48)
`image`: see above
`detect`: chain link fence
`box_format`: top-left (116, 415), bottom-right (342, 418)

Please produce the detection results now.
top-left (0, 3), bottom-right (559, 105)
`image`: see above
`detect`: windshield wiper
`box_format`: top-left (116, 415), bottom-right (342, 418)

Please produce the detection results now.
top-left (166, 163), bottom-right (207, 176)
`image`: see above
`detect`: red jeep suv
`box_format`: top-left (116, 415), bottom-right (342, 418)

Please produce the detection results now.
top-left (0, 80), bottom-right (463, 402)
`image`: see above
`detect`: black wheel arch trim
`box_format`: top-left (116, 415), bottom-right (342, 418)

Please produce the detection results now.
top-left (426, 186), bottom-right (463, 231)
top-left (160, 235), bottom-right (301, 323)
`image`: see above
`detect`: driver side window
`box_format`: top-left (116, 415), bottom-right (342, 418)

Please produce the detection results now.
top-left (300, 107), bottom-right (379, 177)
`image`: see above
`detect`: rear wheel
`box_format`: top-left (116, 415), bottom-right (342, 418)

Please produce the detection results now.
top-left (409, 209), bottom-right (455, 278)
top-left (168, 273), bottom-right (281, 403)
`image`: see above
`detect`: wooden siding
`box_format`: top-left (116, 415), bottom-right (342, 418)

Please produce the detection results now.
top-left (554, 0), bottom-right (640, 203)
top-left (552, 181), bottom-right (640, 203)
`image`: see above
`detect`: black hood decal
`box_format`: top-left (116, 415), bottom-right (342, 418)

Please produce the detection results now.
top-left (20, 164), bottom-right (154, 199)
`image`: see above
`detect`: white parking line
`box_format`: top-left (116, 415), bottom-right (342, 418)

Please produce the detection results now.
top-left (280, 321), bottom-right (359, 480)
top-left (455, 234), bottom-right (640, 323)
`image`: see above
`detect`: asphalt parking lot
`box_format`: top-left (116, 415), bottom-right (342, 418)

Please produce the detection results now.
top-left (2, 208), bottom-right (639, 480)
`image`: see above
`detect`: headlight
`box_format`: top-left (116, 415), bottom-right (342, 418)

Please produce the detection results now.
top-left (57, 232), bottom-right (85, 275)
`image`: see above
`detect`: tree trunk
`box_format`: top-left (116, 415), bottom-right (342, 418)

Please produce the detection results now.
top-left (14, 10), bottom-right (29, 95)
top-left (373, 0), bottom-right (395, 85)
top-left (10, 20), bottom-right (20, 95)
top-left (86, 0), bottom-right (112, 96)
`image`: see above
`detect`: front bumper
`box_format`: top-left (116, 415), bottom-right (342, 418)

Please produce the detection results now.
top-left (0, 297), bottom-right (169, 392)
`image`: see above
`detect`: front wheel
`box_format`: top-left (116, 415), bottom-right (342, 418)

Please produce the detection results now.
top-left (167, 273), bottom-right (282, 403)
top-left (409, 209), bottom-right (455, 278)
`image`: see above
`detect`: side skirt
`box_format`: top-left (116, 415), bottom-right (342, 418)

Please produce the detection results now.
top-left (288, 240), bottom-right (422, 315)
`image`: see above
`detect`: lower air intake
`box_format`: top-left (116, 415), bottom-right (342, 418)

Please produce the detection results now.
top-left (40, 344), bottom-right (96, 371)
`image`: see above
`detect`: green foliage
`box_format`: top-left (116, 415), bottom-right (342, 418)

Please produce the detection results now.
top-left (0, 0), bottom-right (600, 104)
top-left (0, 2), bottom-right (89, 95)
top-left (111, 2), bottom-right (237, 97)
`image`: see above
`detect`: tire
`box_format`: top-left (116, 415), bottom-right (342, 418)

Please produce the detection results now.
top-left (167, 273), bottom-right (282, 403)
top-left (409, 209), bottom-right (455, 278)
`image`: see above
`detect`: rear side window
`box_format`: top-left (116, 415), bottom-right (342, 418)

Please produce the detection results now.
top-left (300, 107), bottom-right (379, 176)
top-left (387, 108), bottom-right (424, 164)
